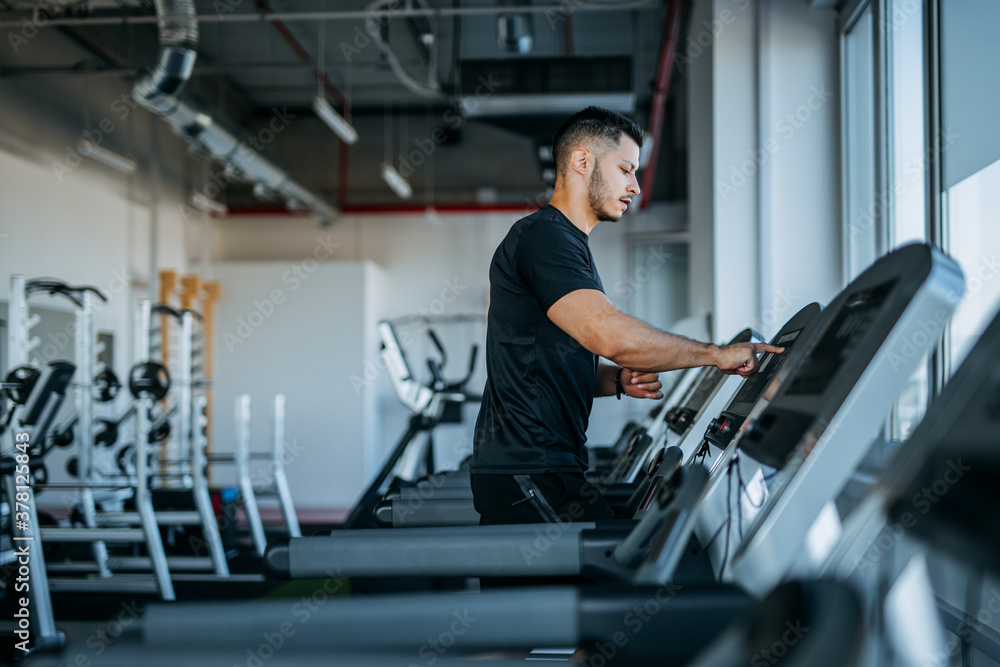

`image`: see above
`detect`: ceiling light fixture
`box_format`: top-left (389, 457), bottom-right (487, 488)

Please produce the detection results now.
top-left (313, 96), bottom-right (358, 145)
top-left (191, 190), bottom-right (228, 215)
top-left (77, 138), bottom-right (137, 174)
top-left (381, 163), bottom-right (413, 199)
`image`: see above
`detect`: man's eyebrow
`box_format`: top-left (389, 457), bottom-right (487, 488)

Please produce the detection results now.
top-left (621, 160), bottom-right (638, 170)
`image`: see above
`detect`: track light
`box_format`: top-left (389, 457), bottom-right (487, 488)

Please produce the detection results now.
top-left (381, 163), bottom-right (413, 199)
top-left (77, 138), bottom-right (137, 174)
top-left (191, 190), bottom-right (228, 215)
top-left (313, 96), bottom-right (358, 144)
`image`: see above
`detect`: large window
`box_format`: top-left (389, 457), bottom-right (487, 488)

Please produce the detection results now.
top-left (843, 1), bottom-right (928, 441)
top-left (843, 6), bottom-right (878, 283)
top-left (842, 0), bottom-right (1000, 440)
top-left (939, 0), bottom-right (1000, 369)
top-left (943, 160), bottom-right (1000, 367)
top-left (886, 0), bottom-right (927, 248)
top-left (886, 0), bottom-right (929, 440)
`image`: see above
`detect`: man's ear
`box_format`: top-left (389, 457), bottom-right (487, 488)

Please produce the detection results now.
top-left (570, 147), bottom-right (592, 177)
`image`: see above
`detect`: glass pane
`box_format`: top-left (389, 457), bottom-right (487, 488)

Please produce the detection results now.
top-left (886, 0), bottom-right (926, 248)
top-left (844, 8), bottom-right (878, 281)
top-left (945, 157), bottom-right (1000, 368)
top-left (885, 0), bottom-right (928, 440)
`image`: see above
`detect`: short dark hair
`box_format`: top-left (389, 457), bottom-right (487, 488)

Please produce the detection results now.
top-left (552, 106), bottom-right (644, 175)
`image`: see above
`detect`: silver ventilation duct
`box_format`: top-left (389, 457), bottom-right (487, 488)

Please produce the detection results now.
top-left (132, 0), bottom-right (338, 225)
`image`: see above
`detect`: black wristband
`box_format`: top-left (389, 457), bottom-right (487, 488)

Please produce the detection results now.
top-left (615, 368), bottom-right (625, 400)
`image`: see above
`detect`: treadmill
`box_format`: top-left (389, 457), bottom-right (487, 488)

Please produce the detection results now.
top-left (377, 363), bottom-right (697, 505)
top-left (372, 327), bottom-right (762, 528)
top-left (264, 309), bottom-right (815, 581)
top-left (145, 244), bottom-right (962, 663)
top-left (801, 304), bottom-right (1000, 664)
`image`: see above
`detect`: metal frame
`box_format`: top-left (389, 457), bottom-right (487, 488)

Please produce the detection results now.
top-left (213, 393), bottom-right (300, 557)
top-left (29, 291), bottom-right (175, 600)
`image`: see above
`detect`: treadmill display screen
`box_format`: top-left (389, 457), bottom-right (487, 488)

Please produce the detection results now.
top-left (729, 328), bottom-right (803, 408)
top-left (683, 366), bottom-right (724, 410)
top-left (786, 280), bottom-right (895, 397)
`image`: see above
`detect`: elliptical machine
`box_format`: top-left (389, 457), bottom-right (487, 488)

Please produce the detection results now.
top-left (342, 318), bottom-right (481, 529)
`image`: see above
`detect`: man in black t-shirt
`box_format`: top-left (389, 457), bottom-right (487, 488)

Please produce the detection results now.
top-left (471, 107), bottom-right (783, 525)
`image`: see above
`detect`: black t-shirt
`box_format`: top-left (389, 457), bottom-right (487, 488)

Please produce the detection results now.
top-left (471, 205), bottom-right (604, 474)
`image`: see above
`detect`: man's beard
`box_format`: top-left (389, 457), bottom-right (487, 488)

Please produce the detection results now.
top-left (588, 161), bottom-right (622, 222)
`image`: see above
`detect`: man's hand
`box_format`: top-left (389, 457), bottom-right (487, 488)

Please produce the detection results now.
top-left (621, 369), bottom-right (663, 399)
top-left (715, 342), bottom-right (786, 378)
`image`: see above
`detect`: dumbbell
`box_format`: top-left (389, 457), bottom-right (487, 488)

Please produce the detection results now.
top-left (52, 417), bottom-right (122, 449)
top-left (93, 369), bottom-right (121, 403)
top-left (2, 365), bottom-right (41, 405)
top-left (5, 366), bottom-right (120, 406)
top-left (129, 361), bottom-right (170, 401)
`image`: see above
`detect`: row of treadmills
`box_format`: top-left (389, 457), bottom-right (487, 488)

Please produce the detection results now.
top-left (26, 242), bottom-right (1000, 665)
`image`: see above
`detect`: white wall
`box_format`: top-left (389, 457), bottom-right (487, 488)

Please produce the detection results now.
top-left (757, 0), bottom-right (842, 327)
top-left (688, 0), bottom-right (842, 341)
top-left (209, 261), bottom-right (384, 512)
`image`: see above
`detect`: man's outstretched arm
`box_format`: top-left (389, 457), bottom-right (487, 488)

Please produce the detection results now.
top-left (549, 289), bottom-right (784, 377)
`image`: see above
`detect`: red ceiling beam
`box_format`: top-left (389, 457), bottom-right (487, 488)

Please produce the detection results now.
top-left (640, 0), bottom-right (685, 210)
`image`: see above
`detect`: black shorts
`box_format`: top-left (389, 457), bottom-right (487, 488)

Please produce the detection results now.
top-left (471, 472), bottom-right (615, 525)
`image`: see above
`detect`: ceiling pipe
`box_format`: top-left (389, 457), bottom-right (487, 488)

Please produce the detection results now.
top-left (364, 0), bottom-right (444, 100)
top-left (132, 0), bottom-right (339, 224)
top-left (0, 1), bottom-right (659, 29)
top-left (639, 0), bottom-right (684, 210)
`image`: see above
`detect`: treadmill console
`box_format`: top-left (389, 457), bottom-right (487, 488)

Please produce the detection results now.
top-left (739, 281), bottom-right (895, 469)
top-left (704, 327), bottom-right (805, 452)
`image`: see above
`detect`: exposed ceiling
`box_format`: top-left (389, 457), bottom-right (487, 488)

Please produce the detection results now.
top-left (0, 0), bottom-right (690, 215)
